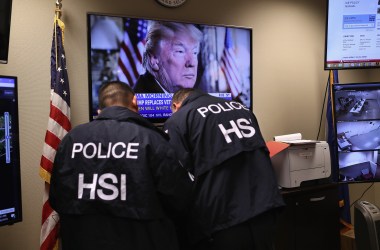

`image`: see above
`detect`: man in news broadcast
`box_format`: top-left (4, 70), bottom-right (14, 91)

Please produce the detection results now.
top-left (49, 81), bottom-right (192, 250)
top-left (89, 16), bottom-right (253, 120)
top-left (164, 88), bottom-right (285, 250)
top-left (133, 21), bottom-right (203, 94)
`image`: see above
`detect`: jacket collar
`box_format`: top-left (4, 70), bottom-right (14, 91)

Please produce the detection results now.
top-left (181, 89), bottom-right (208, 108)
top-left (96, 106), bottom-right (169, 139)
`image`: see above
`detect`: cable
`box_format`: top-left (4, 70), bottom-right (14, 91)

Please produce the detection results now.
top-left (316, 75), bottom-right (330, 140)
top-left (349, 182), bottom-right (374, 208)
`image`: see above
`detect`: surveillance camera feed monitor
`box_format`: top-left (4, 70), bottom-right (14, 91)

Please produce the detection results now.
top-left (0, 75), bottom-right (22, 226)
top-left (332, 82), bottom-right (380, 183)
top-left (87, 13), bottom-right (253, 124)
top-left (325, 0), bottom-right (380, 70)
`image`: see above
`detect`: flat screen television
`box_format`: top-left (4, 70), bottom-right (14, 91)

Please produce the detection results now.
top-left (332, 82), bottom-right (380, 183)
top-left (325, 0), bottom-right (380, 70)
top-left (87, 13), bottom-right (253, 124)
top-left (0, 0), bottom-right (13, 64)
top-left (0, 75), bottom-right (22, 226)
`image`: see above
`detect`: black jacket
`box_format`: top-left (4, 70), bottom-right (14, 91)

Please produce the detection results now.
top-left (134, 72), bottom-right (165, 93)
top-left (164, 90), bottom-right (285, 244)
top-left (50, 106), bottom-right (192, 250)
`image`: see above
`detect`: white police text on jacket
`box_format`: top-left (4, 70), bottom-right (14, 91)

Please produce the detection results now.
top-left (71, 142), bottom-right (139, 159)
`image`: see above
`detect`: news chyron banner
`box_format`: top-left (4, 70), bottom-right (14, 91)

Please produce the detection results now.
top-left (136, 93), bottom-right (232, 119)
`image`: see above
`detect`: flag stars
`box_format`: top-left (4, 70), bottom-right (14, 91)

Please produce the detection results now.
top-left (57, 67), bottom-right (62, 72)
top-left (63, 90), bottom-right (68, 97)
top-left (60, 78), bottom-right (64, 84)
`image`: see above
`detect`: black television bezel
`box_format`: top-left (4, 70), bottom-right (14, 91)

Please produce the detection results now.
top-left (0, 75), bottom-right (22, 226)
top-left (324, 0), bottom-right (380, 70)
top-left (0, 0), bottom-right (13, 64)
top-left (86, 12), bottom-right (253, 125)
top-left (332, 82), bottom-right (380, 184)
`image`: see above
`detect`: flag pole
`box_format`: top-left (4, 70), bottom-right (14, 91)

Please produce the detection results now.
top-left (54, 0), bottom-right (62, 70)
top-left (55, 0), bottom-right (62, 19)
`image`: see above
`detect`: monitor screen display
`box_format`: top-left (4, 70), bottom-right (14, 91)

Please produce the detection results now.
top-left (0, 75), bottom-right (22, 226)
top-left (0, 0), bottom-right (13, 64)
top-left (87, 13), bottom-right (253, 124)
top-left (332, 82), bottom-right (380, 183)
top-left (325, 0), bottom-right (380, 70)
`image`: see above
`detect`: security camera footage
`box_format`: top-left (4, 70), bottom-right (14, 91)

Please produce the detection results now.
top-left (333, 82), bottom-right (380, 183)
top-left (0, 76), bottom-right (22, 226)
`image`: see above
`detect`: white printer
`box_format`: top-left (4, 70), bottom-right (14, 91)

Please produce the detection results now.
top-left (271, 141), bottom-right (331, 188)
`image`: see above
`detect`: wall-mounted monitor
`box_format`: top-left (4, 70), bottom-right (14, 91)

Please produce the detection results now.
top-left (332, 82), bottom-right (380, 183)
top-left (0, 0), bottom-right (13, 64)
top-left (87, 13), bottom-right (253, 124)
top-left (325, 0), bottom-right (380, 70)
top-left (0, 75), bottom-right (22, 226)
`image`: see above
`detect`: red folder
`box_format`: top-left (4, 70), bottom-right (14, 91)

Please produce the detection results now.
top-left (266, 141), bottom-right (290, 158)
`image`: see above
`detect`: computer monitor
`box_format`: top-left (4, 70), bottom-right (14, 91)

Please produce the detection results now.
top-left (332, 82), bottom-right (380, 183)
top-left (87, 13), bottom-right (253, 125)
top-left (0, 0), bottom-right (13, 64)
top-left (0, 75), bottom-right (22, 226)
top-left (325, 0), bottom-right (380, 70)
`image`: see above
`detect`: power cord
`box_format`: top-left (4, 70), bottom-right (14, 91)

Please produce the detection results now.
top-left (349, 182), bottom-right (374, 208)
top-left (316, 75), bottom-right (330, 140)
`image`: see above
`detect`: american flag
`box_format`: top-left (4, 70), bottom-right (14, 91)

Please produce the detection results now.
top-left (39, 16), bottom-right (71, 250)
top-left (117, 18), bottom-right (147, 87)
top-left (220, 28), bottom-right (242, 98)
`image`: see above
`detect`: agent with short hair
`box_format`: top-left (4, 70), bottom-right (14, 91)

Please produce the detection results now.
top-left (50, 81), bottom-right (192, 250)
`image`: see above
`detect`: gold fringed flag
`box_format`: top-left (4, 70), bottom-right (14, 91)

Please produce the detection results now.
top-left (39, 16), bottom-right (71, 250)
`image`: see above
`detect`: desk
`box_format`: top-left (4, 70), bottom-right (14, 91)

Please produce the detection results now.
top-left (275, 183), bottom-right (341, 250)
top-left (350, 99), bottom-right (366, 114)
top-left (337, 133), bottom-right (352, 151)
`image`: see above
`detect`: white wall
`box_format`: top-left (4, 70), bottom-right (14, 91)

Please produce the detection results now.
top-left (0, 0), bottom-right (379, 249)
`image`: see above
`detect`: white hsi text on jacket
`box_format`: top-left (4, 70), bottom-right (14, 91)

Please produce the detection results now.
top-left (71, 142), bottom-right (140, 159)
top-left (78, 173), bottom-right (126, 201)
top-left (196, 101), bottom-right (255, 144)
top-left (218, 118), bottom-right (255, 143)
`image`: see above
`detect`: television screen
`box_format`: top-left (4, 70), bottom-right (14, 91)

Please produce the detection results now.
top-left (325, 0), bottom-right (380, 70)
top-left (0, 75), bottom-right (22, 226)
top-left (87, 13), bottom-right (253, 124)
top-left (0, 0), bottom-right (13, 64)
top-left (332, 82), bottom-right (380, 183)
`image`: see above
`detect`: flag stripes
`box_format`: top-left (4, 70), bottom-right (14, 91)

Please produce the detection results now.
top-left (221, 28), bottom-right (242, 98)
top-left (44, 130), bottom-right (61, 152)
top-left (120, 39), bottom-right (140, 78)
top-left (49, 104), bottom-right (71, 132)
top-left (117, 31), bottom-right (142, 85)
top-left (40, 156), bottom-right (54, 179)
top-left (40, 184), bottom-right (60, 250)
top-left (117, 18), bottom-right (147, 86)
